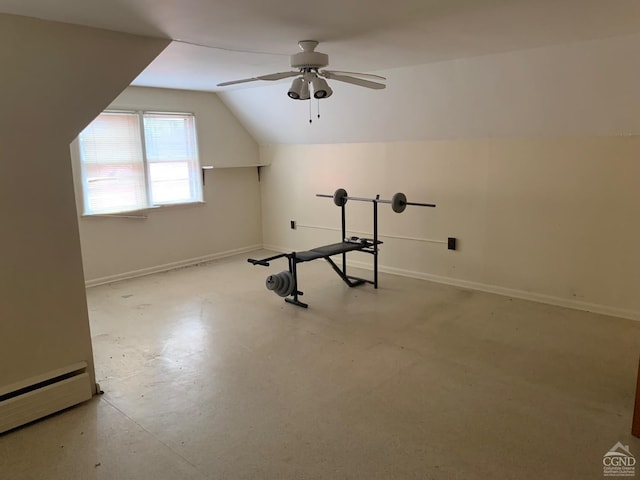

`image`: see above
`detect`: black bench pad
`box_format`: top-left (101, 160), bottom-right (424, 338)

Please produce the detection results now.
top-left (295, 241), bottom-right (378, 262)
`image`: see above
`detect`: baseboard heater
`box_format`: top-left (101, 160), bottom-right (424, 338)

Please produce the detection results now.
top-left (0, 361), bottom-right (93, 434)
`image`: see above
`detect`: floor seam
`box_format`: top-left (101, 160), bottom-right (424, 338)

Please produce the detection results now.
top-left (100, 396), bottom-right (209, 479)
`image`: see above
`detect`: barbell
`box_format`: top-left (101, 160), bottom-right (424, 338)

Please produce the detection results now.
top-left (317, 188), bottom-right (435, 213)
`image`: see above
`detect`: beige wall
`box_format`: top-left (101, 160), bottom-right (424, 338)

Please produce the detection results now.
top-left (70, 87), bottom-right (262, 283)
top-left (260, 138), bottom-right (640, 320)
top-left (220, 32), bottom-right (640, 144)
top-left (0, 15), bottom-right (168, 389)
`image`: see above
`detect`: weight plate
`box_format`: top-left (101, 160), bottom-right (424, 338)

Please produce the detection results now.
top-left (283, 271), bottom-right (295, 296)
top-left (276, 271), bottom-right (293, 297)
top-left (286, 271), bottom-right (295, 296)
top-left (333, 188), bottom-right (348, 207)
top-left (266, 274), bottom-right (281, 291)
top-left (391, 192), bottom-right (407, 213)
top-left (275, 278), bottom-right (288, 296)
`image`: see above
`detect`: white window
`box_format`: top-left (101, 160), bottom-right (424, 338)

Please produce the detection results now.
top-left (78, 111), bottom-right (202, 215)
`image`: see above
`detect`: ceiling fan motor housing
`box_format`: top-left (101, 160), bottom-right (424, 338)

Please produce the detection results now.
top-left (290, 51), bottom-right (329, 69)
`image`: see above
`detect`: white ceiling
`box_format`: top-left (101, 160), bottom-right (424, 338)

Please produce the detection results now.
top-left (4, 0), bottom-right (640, 143)
top-left (4, 0), bottom-right (640, 90)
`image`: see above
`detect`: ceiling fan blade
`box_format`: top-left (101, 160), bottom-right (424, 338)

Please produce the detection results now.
top-left (321, 70), bottom-right (386, 81)
top-left (217, 77), bottom-right (262, 87)
top-left (256, 71), bottom-right (300, 81)
top-left (323, 73), bottom-right (386, 90)
top-left (217, 71), bottom-right (299, 87)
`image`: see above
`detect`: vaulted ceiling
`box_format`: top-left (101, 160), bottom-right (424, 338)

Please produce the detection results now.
top-left (4, 0), bottom-right (640, 143)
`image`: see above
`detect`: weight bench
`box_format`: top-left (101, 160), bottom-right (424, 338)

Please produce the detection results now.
top-left (248, 237), bottom-right (382, 308)
top-left (248, 188), bottom-right (435, 308)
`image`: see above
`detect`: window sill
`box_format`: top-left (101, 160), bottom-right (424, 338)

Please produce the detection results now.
top-left (82, 201), bottom-right (206, 219)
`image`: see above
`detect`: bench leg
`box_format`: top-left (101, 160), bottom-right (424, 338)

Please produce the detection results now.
top-left (285, 253), bottom-right (308, 308)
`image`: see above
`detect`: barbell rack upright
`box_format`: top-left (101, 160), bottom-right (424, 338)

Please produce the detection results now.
top-left (341, 199), bottom-right (347, 280)
top-left (373, 195), bottom-right (379, 288)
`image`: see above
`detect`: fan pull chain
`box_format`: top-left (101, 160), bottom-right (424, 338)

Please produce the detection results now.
top-left (317, 99), bottom-right (320, 119)
top-left (309, 98), bottom-right (312, 124)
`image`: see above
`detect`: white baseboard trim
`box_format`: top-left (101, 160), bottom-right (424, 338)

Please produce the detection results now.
top-left (261, 244), bottom-right (640, 321)
top-left (85, 244), bottom-right (262, 288)
top-left (261, 244), bottom-right (290, 255)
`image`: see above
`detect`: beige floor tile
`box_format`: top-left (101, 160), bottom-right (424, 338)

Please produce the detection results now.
top-left (2, 250), bottom-right (640, 479)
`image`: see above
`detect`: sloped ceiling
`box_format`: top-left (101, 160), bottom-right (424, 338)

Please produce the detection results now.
top-left (3, 0), bottom-right (640, 143)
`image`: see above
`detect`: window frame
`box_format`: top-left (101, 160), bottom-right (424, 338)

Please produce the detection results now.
top-left (77, 109), bottom-right (203, 217)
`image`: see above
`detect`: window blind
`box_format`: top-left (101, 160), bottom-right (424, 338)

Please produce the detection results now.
top-left (78, 112), bottom-right (147, 214)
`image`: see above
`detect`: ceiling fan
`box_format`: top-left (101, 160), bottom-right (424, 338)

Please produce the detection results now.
top-left (217, 40), bottom-right (386, 100)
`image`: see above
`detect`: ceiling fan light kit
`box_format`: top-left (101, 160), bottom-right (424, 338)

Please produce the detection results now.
top-left (310, 76), bottom-right (332, 99)
top-left (287, 77), bottom-right (306, 99)
top-left (217, 40), bottom-right (386, 103)
top-left (287, 73), bottom-right (332, 100)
